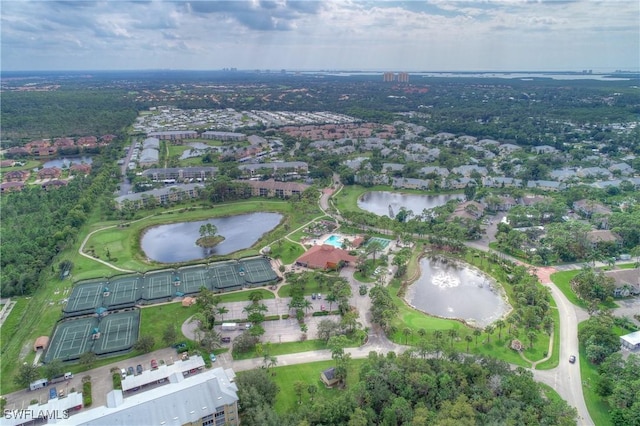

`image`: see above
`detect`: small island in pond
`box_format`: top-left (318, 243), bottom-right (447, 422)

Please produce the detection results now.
top-left (196, 223), bottom-right (225, 248)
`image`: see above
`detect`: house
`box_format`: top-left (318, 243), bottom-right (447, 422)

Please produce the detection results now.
top-left (295, 245), bottom-right (357, 270)
top-left (604, 269), bottom-right (640, 297)
top-left (42, 180), bottom-right (68, 190)
top-left (450, 201), bottom-right (485, 221)
top-left (0, 159), bottom-right (16, 168)
top-left (321, 367), bottom-right (339, 387)
top-left (142, 167), bottom-right (218, 182)
top-left (585, 230), bottom-right (622, 249)
top-left (620, 331), bottom-right (640, 351)
top-left (3, 170), bottom-right (30, 182)
top-left (485, 195), bottom-right (517, 212)
top-left (391, 177), bottom-right (431, 190)
top-left (0, 182), bottom-right (25, 193)
top-left (202, 131), bottom-right (246, 141)
top-left (114, 183), bottom-right (204, 209)
top-left (70, 163), bottom-right (92, 176)
top-left (37, 167), bottom-right (62, 180)
top-left (526, 180), bottom-right (565, 191)
top-left (573, 199), bottom-right (612, 218)
top-left (147, 130), bottom-right (198, 140)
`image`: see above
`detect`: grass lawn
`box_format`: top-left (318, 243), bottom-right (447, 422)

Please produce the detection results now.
top-left (233, 339), bottom-right (329, 360)
top-left (534, 302), bottom-right (560, 370)
top-left (268, 240), bottom-right (305, 265)
top-left (139, 303), bottom-right (198, 350)
top-left (578, 322), bottom-right (613, 426)
top-left (269, 358), bottom-right (367, 414)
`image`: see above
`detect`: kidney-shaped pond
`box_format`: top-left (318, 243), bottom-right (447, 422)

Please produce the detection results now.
top-left (405, 257), bottom-right (511, 328)
top-left (141, 212), bottom-right (282, 263)
top-left (357, 191), bottom-right (462, 218)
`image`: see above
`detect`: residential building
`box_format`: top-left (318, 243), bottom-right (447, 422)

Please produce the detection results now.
top-left (141, 167), bottom-right (218, 182)
top-left (58, 367), bottom-right (239, 426)
top-left (244, 179), bottom-right (309, 198)
top-left (37, 167), bottom-right (62, 180)
top-left (148, 130), bottom-right (198, 140)
top-left (202, 131), bottom-right (246, 141)
top-left (585, 230), bottom-right (622, 249)
top-left (605, 269), bottom-right (640, 297)
top-left (115, 184), bottom-right (203, 209)
top-left (3, 170), bottom-right (30, 182)
top-left (620, 331), bottom-right (640, 351)
top-left (0, 182), bottom-right (25, 193)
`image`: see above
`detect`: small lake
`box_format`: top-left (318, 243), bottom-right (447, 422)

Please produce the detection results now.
top-left (41, 156), bottom-right (94, 168)
top-left (405, 257), bottom-right (510, 327)
top-left (141, 212), bottom-right (282, 263)
top-left (358, 191), bottom-right (462, 218)
top-left (180, 142), bottom-right (218, 159)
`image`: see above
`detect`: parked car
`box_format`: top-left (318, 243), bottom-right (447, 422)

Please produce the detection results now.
top-left (174, 342), bottom-right (188, 353)
top-left (49, 388), bottom-right (57, 400)
top-left (136, 364), bottom-right (143, 375)
top-left (320, 304), bottom-right (326, 311)
top-left (127, 366), bottom-right (134, 376)
top-left (120, 368), bottom-right (127, 379)
top-left (221, 337), bottom-right (231, 343)
top-left (317, 293), bottom-right (322, 299)
top-left (569, 355), bottom-right (576, 364)
top-left (311, 293), bottom-right (316, 300)
top-left (150, 359), bottom-right (158, 370)
top-left (209, 353), bottom-right (217, 362)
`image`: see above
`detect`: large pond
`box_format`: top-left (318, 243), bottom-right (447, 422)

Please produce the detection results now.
top-left (357, 191), bottom-right (462, 218)
top-left (41, 156), bottom-right (94, 168)
top-left (405, 257), bottom-right (510, 327)
top-left (141, 212), bottom-right (282, 263)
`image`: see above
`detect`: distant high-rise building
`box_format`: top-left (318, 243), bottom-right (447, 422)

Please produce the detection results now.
top-left (383, 72), bottom-right (409, 83)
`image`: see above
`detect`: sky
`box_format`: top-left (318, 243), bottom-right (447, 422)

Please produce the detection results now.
top-left (1, 0), bottom-right (639, 72)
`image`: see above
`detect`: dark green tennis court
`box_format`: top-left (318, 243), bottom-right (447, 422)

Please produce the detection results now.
top-left (240, 257), bottom-right (278, 285)
top-left (93, 310), bottom-right (140, 356)
top-left (104, 276), bottom-right (140, 308)
top-left (142, 271), bottom-right (174, 301)
top-left (209, 261), bottom-right (244, 290)
top-left (44, 317), bottom-right (97, 363)
top-left (179, 266), bottom-right (210, 294)
top-left (64, 281), bottom-right (104, 316)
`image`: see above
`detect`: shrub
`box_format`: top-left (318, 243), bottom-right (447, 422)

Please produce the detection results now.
top-left (82, 382), bottom-right (92, 407)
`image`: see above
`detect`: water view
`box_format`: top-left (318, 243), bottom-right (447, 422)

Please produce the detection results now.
top-left (141, 212), bottom-right (282, 262)
top-left (405, 257), bottom-right (510, 327)
top-left (358, 191), bottom-right (462, 218)
top-left (41, 156), bottom-right (94, 168)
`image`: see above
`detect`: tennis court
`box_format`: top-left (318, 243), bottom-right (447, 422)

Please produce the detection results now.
top-left (210, 261), bottom-right (244, 290)
top-left (93, 310), bottom-right (140, 356)
top-left (179, 266), bottom-right (210, 294)
top-left (104, 276), bottom-right (140, 308)
top-left (64, 281), bottom-right (104, 316)
top-left (367, 237), bottom-right (392, 249)
top-left (240, 257), bottom-right (278, 285)
top-left (142, 271), bottom-right (173, 301)
top-left (44, 317), bottom-right (97, 363)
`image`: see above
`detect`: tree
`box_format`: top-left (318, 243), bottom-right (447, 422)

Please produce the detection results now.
top-left (448, 329), bottom-right (458, 349)
top-left (14, 362), bottom-right (40, 388)
top-left (134, 335), bottom-right (155, 353)
top-left (527, 330), bottom-right (537, 349)
top-left (199, 223), bottom-right (217, 238)
top-left (307, 383), bottom-right (318, 402)
top-left (200, 329), bottom-right (222, 352)
top-left (79, 351), bottom-right (97, 367)
top-left (473, 329), bottom-right (482, 347)
top-left (495, 319), bottom-right (506, 341)
top-left (366, 240), bottom-right (384, 263)
top-left (294, 381), bottom-right (305, 404)
top-left (485, 325), bottom-right (495, 344)
top-left (464, 183), bottom-right (476, 201)
top-left (403, 327), bottom-right (412, 344)
top-left (465, 335), bottom-right (473, 353)
top-left (217, 305), bottom-right (229, 321)
top-left (44, 359), bottom-right (64, 380)
top-left (163, 324), bottom-right (178, 346)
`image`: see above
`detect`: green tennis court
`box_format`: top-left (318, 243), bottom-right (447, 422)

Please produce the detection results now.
top-left (64, 281), bottom-right (104, 316)
top-left (179, 266), bottom-right (210, 294)
top-left (240, 257), bottom-right (278, 285)
top-left (93, 310), bottom-right (140, 356)
top-left (142, 271), bottom-right (173, 301)
top-left (44, 317), bottom-right (97, 363)
top-left (104, 276), bottom-right (140, 308)
top-left (210, 262), bottom-right (244, 290)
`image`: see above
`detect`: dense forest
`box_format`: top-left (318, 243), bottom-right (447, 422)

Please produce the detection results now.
top-left (236, 352), bottom-right (577, 425)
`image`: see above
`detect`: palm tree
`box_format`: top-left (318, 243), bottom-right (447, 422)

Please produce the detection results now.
top-left (465, 335), bottom-right (473, 353)
top-left (485, 325), bottom-right (495, 344)
top-left (473, 329), bottom-right (482, 347)
top-left (417, 328), bottom-right (426, 339)
top-left (249, 291), bottom-right (264, 304)
top-left (495, 319), bottom-right (505, 340)
top-left (402, 327), bottom-right (412, 344)
top-left (301, 298), bottom-right (314, 315)
top-left (325, 293), bottom-right (337, 312)
top-left (447, 329), bottom-right (458, 349)
top-left (367, 240), bottom-right (384, 263)
top-left (217, 306), bottom-right (229, 322)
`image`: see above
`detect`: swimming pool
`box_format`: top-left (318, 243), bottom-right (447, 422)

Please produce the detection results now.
top-left (324, 235), bottom-right (343, 248)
